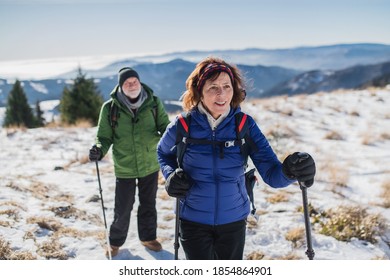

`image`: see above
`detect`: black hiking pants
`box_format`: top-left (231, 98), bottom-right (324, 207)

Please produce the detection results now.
top-left (179, 219), bottom-right (246, 260)
top-left (109, 171), bottom-right (158, 247)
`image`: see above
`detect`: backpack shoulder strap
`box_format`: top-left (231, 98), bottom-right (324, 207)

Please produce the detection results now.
top-left (151, 95), bottom-right (158, 127)
top-left (235, 112), bottom-right (259, 218)
top-left (235, 112), bottom-right (258, 167)
top-left (175, 112), bottom-right (191, 168)
top-left (109, 100), bottom-right (119, 130)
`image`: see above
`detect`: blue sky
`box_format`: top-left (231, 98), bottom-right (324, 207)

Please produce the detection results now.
top-left (1, 0), bottom-right (389, 62)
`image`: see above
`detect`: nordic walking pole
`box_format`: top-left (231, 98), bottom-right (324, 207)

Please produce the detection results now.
top-left (95, 161), bottom-right (112, 260)
top-left (299, 181), bottom-right (315, 260)
top-left (174, 198), bottom-right (180, 260)
top-left (296, 153), bottom-right (315, 260)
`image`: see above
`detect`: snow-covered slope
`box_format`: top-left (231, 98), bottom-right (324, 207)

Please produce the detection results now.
top-left (0, 88), bottom-right (389, 260)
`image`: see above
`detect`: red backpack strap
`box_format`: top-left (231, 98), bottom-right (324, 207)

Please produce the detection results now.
top-left (237, 113), bottom-right (247, 134)
top-left (178, 114), bottom-right (189, 134)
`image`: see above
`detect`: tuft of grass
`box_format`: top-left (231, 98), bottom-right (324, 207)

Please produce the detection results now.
top-left (324, 130), bottom-right (344, 140)
top-left (0, 237), bottom-right (37, 260)
top-left (381, 180), bottom-right (390, 208)
top-left (266, 191), bottom-right (289, 204)
top-left (285, 227), bottom-right (305, 248)
top-left (315, 205), bottom-right (387, 244)
top-left (361, 132), bottom-right (390, 146)
top-left (158, 190), bottom-right (171, 201)
top-left (246, 216), bottom-right (258, 229)
top-left (318, 161), bottom-right (349, 189)
top-left (163, 213), bottom-right (175, 222)
top-left (246, 251), bottom-right (265, 260)
top-left (0, 209), bottom-right (20, 221)
top-left (279, 252), bottom-right (301, 260)
top-left (37, 239), bottom-right (68, 260)
top-left (27, 216), bottom-right (63, 232)
top-left (0, 238), bottom-right (12, 260)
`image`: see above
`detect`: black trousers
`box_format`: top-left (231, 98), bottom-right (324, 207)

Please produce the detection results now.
top-left (109, 171), bottom-right (158, 247)
top-left (179, 219), bottom-right (246, 260)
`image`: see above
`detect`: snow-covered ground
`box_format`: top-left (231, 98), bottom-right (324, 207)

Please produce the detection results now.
top-left (0, 88), bottom-right (389, 262)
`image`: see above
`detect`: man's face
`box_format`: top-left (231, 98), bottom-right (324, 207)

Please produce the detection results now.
top-left (122, 77), bottom-right (141, 99)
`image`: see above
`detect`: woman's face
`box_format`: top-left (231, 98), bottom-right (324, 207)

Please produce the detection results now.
top-left (201, 72), bottom-right (233, 119)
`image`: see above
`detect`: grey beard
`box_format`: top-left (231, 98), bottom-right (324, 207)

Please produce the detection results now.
top-left (117, 87), bottom-right (147, 116)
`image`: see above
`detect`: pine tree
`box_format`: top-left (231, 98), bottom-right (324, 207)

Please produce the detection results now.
top-left (60, 68), bottom-right (103, 125)
top-left (3, 80), bottom-right (36, 128)
top-left (35, 100), bottom-right (45, 127)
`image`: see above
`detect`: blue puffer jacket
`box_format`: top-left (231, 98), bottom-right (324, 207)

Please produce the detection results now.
top-left (157, 107), bottom-right (295, 226)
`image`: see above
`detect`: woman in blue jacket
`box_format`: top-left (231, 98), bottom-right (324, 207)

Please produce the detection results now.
top-left (157, 57), bottom-right (316, 260)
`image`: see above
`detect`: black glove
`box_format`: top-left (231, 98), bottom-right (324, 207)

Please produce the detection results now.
top-left (89, 145), bottom-right (102, 162)
top-left (282, 152), bottom-right (316, 187)
top-left (165, 168), bottom-right (191, 197)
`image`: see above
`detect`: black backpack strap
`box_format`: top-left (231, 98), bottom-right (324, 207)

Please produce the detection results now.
top-left (109, 100), bottom-right (119, 130)
top-left (235, 112), bottom-right (259, 218)
top-left (151, 95), bottom-right (158, 129)
top-left (235, 112), bottom-right (258, 167)
top-left (175, 112), bottom-right (191, 168)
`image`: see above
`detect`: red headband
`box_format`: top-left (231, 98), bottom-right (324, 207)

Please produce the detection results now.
top-left (197, 63), bottom-right (234, 92)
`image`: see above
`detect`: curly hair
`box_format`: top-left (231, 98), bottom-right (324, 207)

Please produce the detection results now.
top-left (181, 57), bottom-right (245, 112)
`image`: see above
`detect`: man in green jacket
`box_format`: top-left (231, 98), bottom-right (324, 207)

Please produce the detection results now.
top-left (89, 67), bottom-right (170, 257)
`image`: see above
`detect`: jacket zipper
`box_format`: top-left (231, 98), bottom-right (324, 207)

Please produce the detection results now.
top-left (212, 129), bottom-right (219, 225)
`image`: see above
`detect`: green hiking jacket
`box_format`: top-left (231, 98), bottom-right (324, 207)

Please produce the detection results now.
top-left (95, 83), bottom-right (170, 178)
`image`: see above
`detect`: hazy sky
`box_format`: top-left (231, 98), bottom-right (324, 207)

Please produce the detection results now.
top-left (1, 0), bottom-right (390, 62)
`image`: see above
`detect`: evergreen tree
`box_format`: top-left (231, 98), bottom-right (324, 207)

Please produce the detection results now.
top-left (35, 100), bottom-right (45, 127)
top-left (60, 68), bottom-right (103, 125)
top-left (3, 80), bottom-right (36, 128)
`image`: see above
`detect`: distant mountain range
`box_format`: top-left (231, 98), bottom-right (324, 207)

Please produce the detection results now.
top-left (0, 43), bottom-right (389, 110)
top-left (263, 61), bottom-right (390, 97)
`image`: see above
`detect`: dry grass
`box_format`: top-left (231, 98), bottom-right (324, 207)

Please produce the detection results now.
top-left (381, 180), bottom-right (390, 208)
top-left (44, 118), bottom-right (93, 129)
top-left (266, 191), bottom-right (289, 204)
top-left (41, 205), bottom-right (102, 225)
top-left (264, 123), bottom-right (297, 141)
top-left (285, 227), bottom-right (305, 248)
top-left (57, 118), bottom-right (94, 128)
top-left (316, 205), bottom-right (387, 243)
top-left (0, 221), bottom-right (11, 227)
top-left (158, 171), bottom-right (166, 185)
top-left (246, 216), bottom-right (258, 229)
top-left (279, 252), bottom-right (301, 260)
top-left (324, 130), bottom-right (344, 140)
top-left (349, 111), bottom-right (360, 117)
top-left (246, 251), bottom-right (265, 260)
top-left (245, 251), bottom-right (301, 260)
top-left (0, 201), bottom-right (27, 211)
top-left (27, 216), bottom-right (63, 232)
top-left (0, 237), bottom-right (37, 260)
top-left (361, 132), bottom-right (390, 146)
top-left (163, 213), bottom-right (175, 222)
top-left (37, 239), bottom-right (68, 260)
top-left (4, 126), bottom-right (27, 137)
top-left (53, 227), bottom-right (103, 240)
top-left (0, 209), bottom-right (20, 226)
top-left (158, 190), bottom-right (171, 201)
top-left (318, 160), bottom-right (349, 189)
top-left (51, 193), bottom-right (74, 204)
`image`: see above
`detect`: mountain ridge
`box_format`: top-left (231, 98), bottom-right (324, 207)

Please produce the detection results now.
top-left (0, 43), bottom-right (389, 110)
